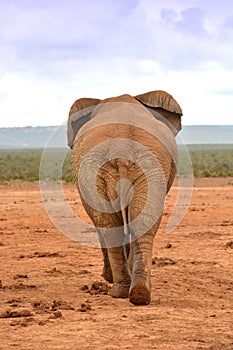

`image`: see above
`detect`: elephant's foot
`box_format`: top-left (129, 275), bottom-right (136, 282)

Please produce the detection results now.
top-left (102, 266), bottom-right (113, 283)
top-left (110, 283), bottom-right (130, 298)
top-left (129, 282), bottom-right (151, 305)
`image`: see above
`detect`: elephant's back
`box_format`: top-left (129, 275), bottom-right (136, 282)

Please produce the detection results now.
top-left (72, 122), bottom-right (176, 185)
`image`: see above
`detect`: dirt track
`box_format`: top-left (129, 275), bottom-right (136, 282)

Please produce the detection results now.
top-left (0, 179), bottom-right (233, 350)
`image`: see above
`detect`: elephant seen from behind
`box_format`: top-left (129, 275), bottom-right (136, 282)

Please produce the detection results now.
top-left (67, 90), bottom-right (182, 305)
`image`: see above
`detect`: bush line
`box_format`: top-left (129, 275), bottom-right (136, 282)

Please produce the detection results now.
top-left (0, 146), bottom-right (233, 182)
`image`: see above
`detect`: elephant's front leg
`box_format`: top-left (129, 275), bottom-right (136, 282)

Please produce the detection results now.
top-left (97, 232), bottom-right (113, 283)
top-left (101, 247), bottom-right (113, 283)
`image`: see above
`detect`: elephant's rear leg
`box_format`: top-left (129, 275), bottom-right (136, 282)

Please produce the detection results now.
top-left (129, 218), bottom-right (162, 305)
top-left (107, 244), bottom-right (131, 298)
top-left (101, 226), bottom-right (131, 298)
top-left (129, 234), bottom-right (153, 305)
top-left (96, 223), bottom-right (131, 297)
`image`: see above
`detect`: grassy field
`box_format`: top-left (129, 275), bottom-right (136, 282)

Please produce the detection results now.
top-left (0, 149), bottom-right (72, 182)
top-left (0, 145), bottom-right (233, 182)
top-left (178, 145), bottom-right (233, 178)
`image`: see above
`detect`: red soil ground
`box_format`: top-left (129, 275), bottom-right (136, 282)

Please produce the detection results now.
top-left (0, 179), bottom-right (232, 350)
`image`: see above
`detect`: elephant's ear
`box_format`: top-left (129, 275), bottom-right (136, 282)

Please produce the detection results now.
top-left (135, 90), bottom-right (183, 134)
top-left (67, 97), bottom-right (101, 148)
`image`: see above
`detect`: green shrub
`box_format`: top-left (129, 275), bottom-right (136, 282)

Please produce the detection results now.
top-left (0, 146), bottom-right (233, 181)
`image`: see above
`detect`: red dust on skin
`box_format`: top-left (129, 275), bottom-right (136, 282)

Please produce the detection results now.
top-left (0, 179), bottom-right (232, 350)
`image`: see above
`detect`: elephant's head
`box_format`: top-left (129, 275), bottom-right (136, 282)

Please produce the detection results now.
top-left (67, 90), bottom-right (182, 148)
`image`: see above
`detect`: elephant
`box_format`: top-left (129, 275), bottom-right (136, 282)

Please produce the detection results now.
top-left (67, 90), bottom-right (182, 305)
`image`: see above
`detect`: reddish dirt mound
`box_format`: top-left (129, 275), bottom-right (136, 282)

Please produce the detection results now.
top-left (0, 179), bottom-right (233, 349)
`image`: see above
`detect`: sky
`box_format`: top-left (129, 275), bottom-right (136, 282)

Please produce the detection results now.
top-left (0, 0), bottom-right (233, 127)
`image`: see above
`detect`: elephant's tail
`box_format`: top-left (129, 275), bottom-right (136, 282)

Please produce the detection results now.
top-left (122, 207), bottom-right (128, 235)
top-left (116, 159), bottom-right (132, 235)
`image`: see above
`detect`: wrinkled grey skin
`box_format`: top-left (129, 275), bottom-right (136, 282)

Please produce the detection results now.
top-left (67, 91), bottom-right (182, 305)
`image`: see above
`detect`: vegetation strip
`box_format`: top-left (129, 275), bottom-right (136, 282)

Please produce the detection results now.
top-left (0, 146), bottom-right (233, 181)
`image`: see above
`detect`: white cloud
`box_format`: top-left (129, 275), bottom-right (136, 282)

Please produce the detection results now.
top-left (0, 59), bottom-right (232, 127)
top-left (0, 72), bottom-right (70, 127)
top-left (0, 0), bottom-right (233, 127)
